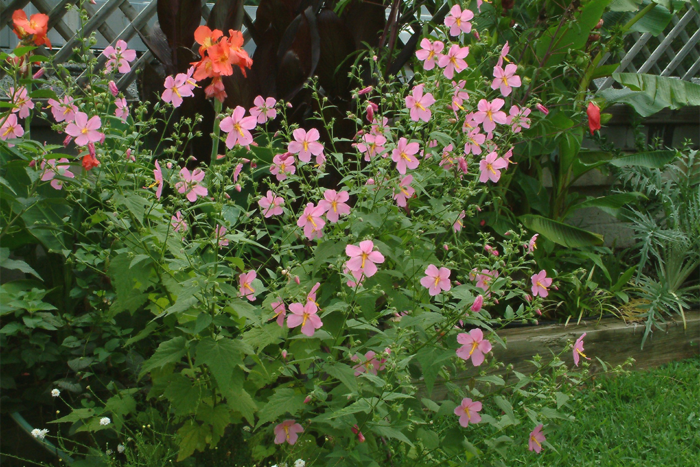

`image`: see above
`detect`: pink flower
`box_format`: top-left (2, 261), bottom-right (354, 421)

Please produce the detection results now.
top-left (474, 269), bottom-right (498, 291)
top-left (108, 80), bottom-right (119, 96)
top-left (287, 301), bottom-right (323, 337)
top-left (405, 84), bottom-right (435, 122)
top-left (175, 168), bottom-right (208, 202)
top-left (249, 95), bottom-right (277, 124)
top-left (258, 190), bottom-right (284, 218)
top-left (491, 64), bottom-right (521, 97)
top-left (454, 398), bottom-right (482, 427)
top-left (507, 105), bottom-right (531, 133)
top-left (352, 350), bottom-right (386, 376)
top-left (115, 97), bottom-right (129, 121)
top-left (391, 138), bottom-right (420, 174)
top-left (449, 80), bottom-right (469, 113)
top-left (307, 282), bottom-right (321, 306)
top-left (239, 270), bottom-right (257, 301)
top-left (233, 163), bottom-right (244, 182)
top-left (8, 87), bottom-right (34, 119)
top-left (288, 128), bottom-right (324, 163)
top-left (370, 116), bottom-right (389, 136)
top-left (357, 85), bottom-right (373, 95)
top-left (415, 38), bottom-right (444, 70)
top-left (40, 158), bottom-right (74, 190)
top-left (420, 264), bottom-right (451, 296)
top-left (162, 74), bottom-right (194, 108)
top-left (471, 295), bottom-right (484, 312)
top-left (270, 153), bottom-right (296, 181)
top-left (394, 175), bottom-right (415, 207)
top-left (573, 333), bottom-right (589, 366)
top-left (0, 114), bottom-right (24, 145)
top-left (484, 244), bottom-right (499, 256)
top-left (444, 4), bottom-right (474, 36)
top-left (536, 103), bottom-right (549, 115)
top-left (65, 112), bottom-right (103, 147)
top-left (366, 102), bottom-right (378, 122)
top-left (531, 270), bottom-right (552, 297)
top-left (528, 425), bottom-right (546, 453)
top-left (462, 112), bottom-right (480, 133)
top-left (220, 106), bottom-right (257, 148)
top-left (474, 99), bottom-right (507, 134)
top-left (274, 420), bottom-right (304, 445)
top-left (215, 225), bottom-right (229, 249)
top-left (171, 211), bottom-right (188, 233)
top-left (297, 202), bottom-right (325, 240)
top-left (271, 299), bottom-right (286, 327)
top-left (351, 425), bottom-right (366, 443)
top-left (437, 44), bottom-right (469, 79)
top-left (47, 96), bottom-right (78, 123)
top-left (346, 240), bottom-right (385, 279)
top-left (453, 210), bottom-right (466, 232)
top-left (356, 133), bottom-right (386, 161)
top-left (479, 152), bottom-right (508, 183)
top-left (456, 329), bottom-right (492, 366)
top-left (103, 39), bottom-right (137, 73)
top-left (526, 234), bottom-right (538, 252)
top-left (464, 128), bottom-right (486, 156)
top-left (153, 160), bottom-right (164, 199)
top-left (496, 41), bottom-right (510, 67)
top-left (318, 189), bottom-right (351, 223)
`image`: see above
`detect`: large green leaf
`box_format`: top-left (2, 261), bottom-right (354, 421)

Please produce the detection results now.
top-left (574, 192), bottom-right (647, 218)
top-left (255, 388), bottom-right (306, 428)
top-left (139, 336), bottom-right (188, 378)
top-left (610, 0), bottom-right (643, 11)
top-left (519, 214), bottom-right (604, 248)
top-left (600, 73), bottom-right (700, 116)
top-left (195, 337), bottom-right (249, 388)
top-left (609, 150), bottom-right (677, 168)
top-left (630, 3), bottom-right (672, 35)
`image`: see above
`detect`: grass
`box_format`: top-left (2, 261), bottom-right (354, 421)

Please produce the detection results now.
top-left (510, 356), bottom-right (700, 466)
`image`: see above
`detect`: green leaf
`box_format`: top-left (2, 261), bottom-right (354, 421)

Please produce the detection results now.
top-left (196, 404), bottom-right (231, 445)
top-left (177, 421), bottom-right (209, 461)
top-left (29, 89), bottom-right (58, 99)
top-left (113, 193), bottom-right (151, 224)
top-left (574, 192), bottom-right (647, 218)
top-left (139, 336), bottom-right (188, 378)
top-left (164, 373), bottom-right (202, 415)
top-left (255, 388), bottom-right (306, 428)
top-left (0, 248), bottom-right (42, 280)
top-left (325, 362), bottom-right (359, 393)
top-left (195, 336), bottom-right (248, 388)
top-left (630, 4), bottom-right (672, 35)
top-left (600, 74), bottom-right (700, 116)
top-left (608, 150), bottom-right (677, 168)
top-left (242, 323), bottom-right (285, 352)
top-left (416, 346), bottom-right (454, 396)
top-left (416, 428), bottom-right (440, 450)
top-left (519, 214), bottom-right (604, 248)
top-left (610, 0), bottom-right (643, 11)
top-left (370, 423), bottom-right (413, 446)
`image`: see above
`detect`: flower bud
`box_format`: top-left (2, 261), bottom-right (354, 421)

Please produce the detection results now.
top-left (235, 184), bottom-right (241, 192)
top-left (358, 86), bottom-right (373, 96)
top-left (63, 135), bottom-right (72, 147)
top-left (443, 244), bottom-right (449, 251)
top-left (366, 178), bottom-right (375, 185)
top-left (108, 80), bottom-right (119, 96)
top-left (166, 162), bottom-right (172, 169)
top-left (536, 103), bottom-right (549, 115)
top-left (471, 295), bottom-right (484, 312)
top-left (294, 276), bottom-right (300, 285)
top-left (286, 102), bottom-right (293, 108)
top-left (32, 68), bottom-right (45, 80)
top-left (535, 309), bottom-right (542, 316)
top-left (281, 349), bottom-right (288, 359)
top-left (29, 160), bottom-right (36, 168)
top-left (304, 396), bottom-right (312, 404)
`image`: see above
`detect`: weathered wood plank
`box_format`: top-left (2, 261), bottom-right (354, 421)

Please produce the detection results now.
top-left (0, 0), bottom-right (32, 27)
top-left (427, 311), bottom-right (700, 400)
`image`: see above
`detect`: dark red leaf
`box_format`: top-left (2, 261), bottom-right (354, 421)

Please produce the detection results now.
top-left (157, 0), bottom-right (202, 49)
top-left (276, 7), bottom-right (320, 101)
top-left (206, 0), bottom-right (245, 33)
top-left (316, 8), bottom-right (356, 98)
top-left (341, 0), bottom-right (387, 49)
top-left (138, 25), bottom-right (174, 72)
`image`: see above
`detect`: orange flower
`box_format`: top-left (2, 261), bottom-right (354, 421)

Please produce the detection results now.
top-left (194, 25), bottom-right (223, 57)
top-left (227, 30), bottom-right (252, 77)
top-left (12, 10), bottom-right (51, 49)
top-left (192, 56), bottom-right (215, 81)
top-left (204, 77), bottom-right (227, 102)
top-left (208, 39), bottom-right (233, 76)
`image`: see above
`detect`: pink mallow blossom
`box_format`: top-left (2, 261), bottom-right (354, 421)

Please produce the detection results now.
top-left (405, 85), bottom-right (435, 122)
top-left (474, 269), bottom-right (498, 291)
top-left (420, 264), bottom-right (451, 296)
top-left (444, 4), bottom-right (474, 36)
top-left (249, 95), bottom-right (277, 124)
top-left (352, 351), bottom-right (386, 376)
top-left (271, 299), bottom-right (286, 327)
top-left (453, 210), bottom-right (466, 232)
top-left (171, 211), bottom-right (188, 233)
top-left (65, 112), bottom-right (103, 147)
top-left (454, 397), bottom-right (482, 427)
top-left (175, 168), bottom-right (208, 202)
top-left (391, 137), bottom-right (420, 174)
top-left (47, 96), bottom-right (78, 123)
top-left (0, 114), bottom-right (24, 145)
top-left (496, 41), bottom-right (510, 68)
top-left (162, 74), bottom-right (195, 108)
top-left (115, 97), bottom-right (129, 121)
top-left (415, 38), bottom-right (444, 70)
top-left (220, 106), bottom-right (257, 148)
top-left (394, 175), bottom-right (415, 207)
top-left (479, 152), bottom-right (508, 183)
top-left (239, 270), bottom-right (257, 301)
top-left (508, 105), bottom-right (531, 133)
top-left (270, 153), bottom-right (296, 181)
top-left (491, 64), bottom-right (521, 97)
top-left (526, 234), bottom-right (538, 252)
top-left (103, 39), bottom-right (137, 73)
top-left (346, 240), bottom-right (385, 279)
top-left (573, 333), bottom-right (590, 367)
top-left (287, 301), bottom-right (323, 337)
top-left (215, 225), bottom-right (229, 249)
top-left (531, 270), bottom-right (552, 297)
top-left (318, 189), bottom-right (350, 223)
top-left (258, 190), bottom-right (284, 218)
top-left (464, 128), bottom-right (486, 156)
top-left (274, 420), bottom-right (304, 445)
top-left (297, 202), bottom-right (325, 240)
top-left (474, 98), bottom-right (507, 134)
top-left (528, 425), bottom-right (546, 453)
top-left (40, 158), bottom-right (74, 190)
top-left (356, 133), bottom-right (386, 161)
top-left (437, 44), bottom-right (469, 80)
top-left (8, 87), bottom-right (34, 119)
top-left (456, 329), bottom-right (492, 366)
top-left (288, 128), bottom-right (324, 164)
top-left (152, 159), bottom-right (164, 199)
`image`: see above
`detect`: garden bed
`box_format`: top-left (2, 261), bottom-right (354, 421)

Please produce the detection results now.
top-left (430, 310), bottom-right (700, 400)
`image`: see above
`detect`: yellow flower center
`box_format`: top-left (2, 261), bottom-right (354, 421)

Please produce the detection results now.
top-left (307, 215), bottom-right (317, 228)
top-left (469, 341), bottom-right (478, 356)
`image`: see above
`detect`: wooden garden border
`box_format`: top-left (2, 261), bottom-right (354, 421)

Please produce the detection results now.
top-left (429, 310), bottom-right (700, 400)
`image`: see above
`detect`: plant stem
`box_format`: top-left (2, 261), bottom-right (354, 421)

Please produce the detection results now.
top-left (210, 98), bottom-right (223, 163)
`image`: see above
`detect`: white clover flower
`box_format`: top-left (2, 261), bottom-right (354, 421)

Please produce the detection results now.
top-left (106, 449), bottom-right (113, 456)
top-left (117, 444), bottom-right (125, 453)
top-left (31, 428), bottom-right (49, 439)
top-left (294, 460), bottom-right (305, 467)
top-left (51, 389), bottom-right (60, 397)
top-left (99, 417), bottom-right (111, 426)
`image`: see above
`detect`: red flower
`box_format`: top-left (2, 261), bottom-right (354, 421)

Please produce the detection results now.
top-left (587, 102), bottom-right (601, 134)
top-left (82, 153), bottom-right (100, 171)
top-left (12, 10), bottom-right (51, 49)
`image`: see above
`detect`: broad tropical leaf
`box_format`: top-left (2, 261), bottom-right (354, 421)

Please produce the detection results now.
top-left (519, 214), bottom-right (604, 248)
top-left (600, 73), bottom-right (700, 116)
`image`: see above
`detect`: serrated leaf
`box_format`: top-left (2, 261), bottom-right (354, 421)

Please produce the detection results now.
top-left (164, 373), bottom-right (201, 415)
top-left (195, 336), bottom-right (246, 388)
top-left (255, 388), bottom-right (306, 428)
top-left (370, 423), bottom-right (413, 446)
top-left (325, 362), bottom-right (359, 393)
top-left (139, 336), bottom-right (188, 378)
top-left (176, 420), bottom-right (209, 461)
